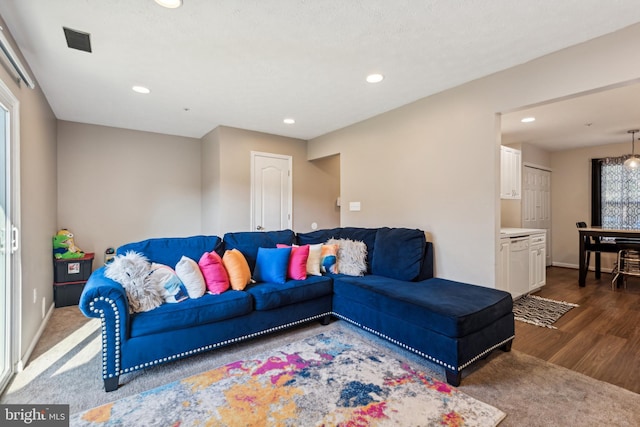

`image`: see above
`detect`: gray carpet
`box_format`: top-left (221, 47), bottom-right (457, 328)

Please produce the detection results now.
top-left (3, 306), bottom-right (640, 426)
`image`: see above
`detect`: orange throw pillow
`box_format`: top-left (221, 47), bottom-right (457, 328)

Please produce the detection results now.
top-left (222, 249), bottom-right (251, 290)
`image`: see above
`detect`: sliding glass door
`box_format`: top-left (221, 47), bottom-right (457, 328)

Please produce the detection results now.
top-left (0, 79), bottom-right (19, 395)
top-left (0, 100), bottom-right (10, 393)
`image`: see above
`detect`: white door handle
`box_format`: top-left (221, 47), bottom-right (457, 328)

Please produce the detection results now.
top-left (11, 225), bottom-right (18, 253)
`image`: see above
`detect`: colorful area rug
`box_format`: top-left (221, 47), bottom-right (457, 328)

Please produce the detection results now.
top-left (513, 294), bottom-right (579, 329)
top-left (71, 329), bottom-right (505, 426)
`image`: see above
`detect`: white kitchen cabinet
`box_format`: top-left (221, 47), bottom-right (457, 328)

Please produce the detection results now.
top-left (529, 232), bottom-right (546, 291)
top-left (500, 146), bottom-right (521, 199)
top-left (500, 228), bottom-right (547, 298)
top-left (498, 237), bottom-right (510, 292)
top-left (509, 236), bottom-right (531, 299)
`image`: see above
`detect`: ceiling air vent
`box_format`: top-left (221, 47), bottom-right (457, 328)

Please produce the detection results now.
top-left (63, 27), bottom-right (92, 53)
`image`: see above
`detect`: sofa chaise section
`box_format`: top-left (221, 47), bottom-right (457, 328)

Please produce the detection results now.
top-left (297, 226), bottom-right (514, 386)
top-left (331, 275), bottom-right (514, 385)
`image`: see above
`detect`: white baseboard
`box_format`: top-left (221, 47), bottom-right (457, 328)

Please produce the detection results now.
top-left (17, 302), bottom-right (55, 372)
top-left (551, 262), bottom-right (614, 274)
top-left (552, 262), bottom-right (577, 269)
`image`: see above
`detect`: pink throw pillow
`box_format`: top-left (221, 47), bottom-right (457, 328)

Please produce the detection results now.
top-left (277, 244), bottom-right (310, 280)
top-left (198, 251), bottom-right (230, 294)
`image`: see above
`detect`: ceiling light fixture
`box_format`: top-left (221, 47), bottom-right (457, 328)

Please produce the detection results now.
top-left (283, 118), bottom-right (295, 125)
top-left (132, 85), bottom-right (150, 94)
top-left (521, 117), bottom-right (536, 123)
top-left (366, 73), bottom-right (384, 83)
top-left (624, 129), bottom-right (640, 169)
top-left (154, 0), bottom-right (183, 8)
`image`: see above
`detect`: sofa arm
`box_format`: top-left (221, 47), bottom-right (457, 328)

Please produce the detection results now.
top-left (80, 267), bottom-right (130, 322)
top-left (79, 267), bottom-right (130, 383)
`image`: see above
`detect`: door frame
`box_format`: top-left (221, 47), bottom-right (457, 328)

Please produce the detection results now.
top-left (250, 151), bottom-right (292, 231)
top-left (0, 77), bottom-right (21, 394)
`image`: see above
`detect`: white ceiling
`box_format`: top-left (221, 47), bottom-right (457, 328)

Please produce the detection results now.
top-left (502, 81), bottom-right (640, 151)
top-left (1, 1), bottom-right (640, 145)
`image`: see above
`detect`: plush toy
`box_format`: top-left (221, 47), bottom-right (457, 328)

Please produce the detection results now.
top-left (105, 251), bottom-right (165, 313)
top-left (53, 229), bottom-right (85, 259)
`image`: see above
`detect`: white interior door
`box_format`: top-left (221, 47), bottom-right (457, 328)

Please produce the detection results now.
top-left (522, 166), bottom-right (551, 266)
top-left (251, 152), bottom-right (292, 231)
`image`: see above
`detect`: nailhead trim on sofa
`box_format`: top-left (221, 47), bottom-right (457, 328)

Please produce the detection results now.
top-left (332, 312), bottom-right (514, 373)
top-left (88, 296), bottom-right (121, 379)
top-left (458, 336), bottom-right (515, 370)
top-left (87, 297), bottom-right (515, 382)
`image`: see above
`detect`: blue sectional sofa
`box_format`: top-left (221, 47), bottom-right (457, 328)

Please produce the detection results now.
top-left (79, 227), bottom-right (514, 392)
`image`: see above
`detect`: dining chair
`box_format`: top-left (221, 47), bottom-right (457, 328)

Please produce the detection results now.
top-left (576, 221), bottom-right (617, 278)
top-left (611, 240), bottom-right (640, 290)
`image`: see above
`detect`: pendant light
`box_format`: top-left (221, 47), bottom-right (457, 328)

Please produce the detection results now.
top-left (624, 129), bottom-right (640, 169)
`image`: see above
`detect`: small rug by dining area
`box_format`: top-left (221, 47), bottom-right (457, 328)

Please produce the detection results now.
top-left (70, 329), bottom-right (505, 426)
top-left (513, 294), bottom-right (579, 329)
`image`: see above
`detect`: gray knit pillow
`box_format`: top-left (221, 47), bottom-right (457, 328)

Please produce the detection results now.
top-left (326, 238), bottom-right (368, 276)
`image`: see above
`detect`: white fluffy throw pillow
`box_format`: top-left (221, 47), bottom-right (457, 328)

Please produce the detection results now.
top-left (327, 238), bottom-right (368, 276)
top-left (105, 251), bottom-right (165, 313)
top-left (175, 256), bottom-right (206, 298)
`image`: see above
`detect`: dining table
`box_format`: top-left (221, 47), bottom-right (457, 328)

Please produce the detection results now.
top-left (578, 226), bottom-right (640, 287)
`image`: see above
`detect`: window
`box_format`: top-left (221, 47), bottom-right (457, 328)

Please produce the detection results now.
top-left (592, 157), bottom-right (640, 229)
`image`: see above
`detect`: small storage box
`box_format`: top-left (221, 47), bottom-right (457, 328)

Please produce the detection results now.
top-left (53, 252), bottom-right (94, 283)
top-left (53, 281), bottom-right (86, 307)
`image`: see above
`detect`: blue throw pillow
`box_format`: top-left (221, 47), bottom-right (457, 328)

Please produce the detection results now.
top-left (253, 247), bottom-right (292, 284)
top-left (223, 230), bottom-right (296, 271)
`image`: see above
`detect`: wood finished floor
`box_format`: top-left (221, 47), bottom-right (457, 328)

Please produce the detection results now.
top-left (512, 266), bottom-right (640, 394)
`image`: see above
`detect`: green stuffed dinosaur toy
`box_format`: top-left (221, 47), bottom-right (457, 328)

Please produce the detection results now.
top-left (53, 229), bottom-right (85, 259)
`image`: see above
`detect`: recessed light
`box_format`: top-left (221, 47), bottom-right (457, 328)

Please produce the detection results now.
top-left (154, 0), bottom-right (183, 8)
top-left (283, 118), bottom-right (295, 125)
top-left (132, 85), bottom-right (150, 94)
top-left (521, 117), bottom-right (535, 123)
top-left (366, 73), bottom-right (384, 83)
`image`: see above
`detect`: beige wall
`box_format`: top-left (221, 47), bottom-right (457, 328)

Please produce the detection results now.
top-left (0, 16), bottom-right (58, 363)
top-left (57, 123), bottom-right (340, 266)
top-left (551, 141), bottom-right (628, 269)
top-left (309, 23), bottom-right (640, 286)
top-left (201, 126), bottom-right (340, 236)
top-left (57, 121), bottom-right (202, 267)
top-left (522, 143), bottom-right (552, 169)
top-left (201, 126), bottom-right (222, 235)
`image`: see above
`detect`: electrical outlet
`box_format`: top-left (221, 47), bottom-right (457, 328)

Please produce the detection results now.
top-left (33, 288), bottom-right (37, 304)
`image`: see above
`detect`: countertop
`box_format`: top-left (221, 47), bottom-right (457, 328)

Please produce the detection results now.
top-left (500, 228), bottom-right (546, 238)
